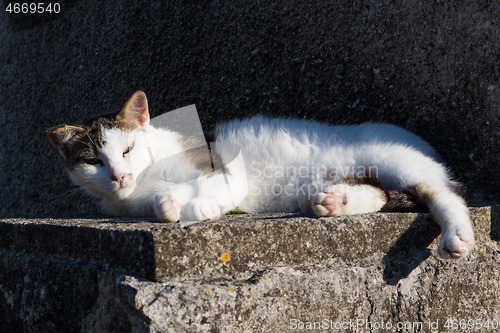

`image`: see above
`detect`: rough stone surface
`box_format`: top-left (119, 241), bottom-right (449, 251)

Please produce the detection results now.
top-left (0, 207), bottom-right (493, 283)
top-left (121, 252), bottom-right (500, 333)
top-left (0, 207), bottom-right (498, 332)
top-left (0, 249), bottom-right (99, 332)
top-left (0, 0), bottom-right (499, 218)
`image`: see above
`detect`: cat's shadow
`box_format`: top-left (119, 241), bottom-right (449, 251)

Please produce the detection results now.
top-left (257, 211), bottom-right (440, 285)
top-left (491, 207), bottom-right (500, 242)
top-left (382, 214), bottom-right (440, 285)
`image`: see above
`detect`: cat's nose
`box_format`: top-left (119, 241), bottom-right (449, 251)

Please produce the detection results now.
top-left (111, 173), bottom-right (125, 183)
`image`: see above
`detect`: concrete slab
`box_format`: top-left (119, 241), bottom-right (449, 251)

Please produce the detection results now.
top-left (0, 207), bottom-right (495, 282)
top-left (0, 207), bottom-right (498, 332)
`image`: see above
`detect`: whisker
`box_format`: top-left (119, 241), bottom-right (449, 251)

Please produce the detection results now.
top-left (84, 130), bottom-right (98, 148)
top-left (73, 139), bottom-right (93, 149)
top-left (51, 186), bottom-right (87, 200)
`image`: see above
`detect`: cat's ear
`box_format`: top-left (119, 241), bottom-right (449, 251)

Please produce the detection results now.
top-left (117, 90), bottom-right (150, 127)
top-left (46, 124), bottom-right (85, 159)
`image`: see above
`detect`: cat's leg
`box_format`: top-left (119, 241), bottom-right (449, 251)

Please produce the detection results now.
top-left (412, 182), bottom-right (474, 259)
top-left (177, 145), bottom-right (248, 221)
top-left (312, 183), bottom-right (387, 217)
top-left (181, 198), bottom-right (222, 221)
top-left (152, 192), bottom-right (221, 222)
top-left (153, 194), bottom-right (181, 222)
top-left (161, 163), bottom-right (247, 222)
top-left (365, 145), bottom-right (475, 259)
top-left (151, 186), bottom-right (222, 222)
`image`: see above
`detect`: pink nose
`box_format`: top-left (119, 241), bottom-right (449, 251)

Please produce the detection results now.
top-left (111, 173), bottom-right (125, 183)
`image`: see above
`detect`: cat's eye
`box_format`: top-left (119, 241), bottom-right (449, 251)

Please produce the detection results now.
top-left (84, 158), bottom-right (103, 165)
top-left (123, 144), bottom-right (134, 157)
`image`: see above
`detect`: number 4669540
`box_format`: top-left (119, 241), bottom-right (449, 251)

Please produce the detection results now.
top-left (5, 3), bottom-right (61, 14)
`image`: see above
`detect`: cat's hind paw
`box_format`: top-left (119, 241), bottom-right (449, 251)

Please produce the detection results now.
top-left (154, 195), bottom-right (180, 223)
top-left (438, 226), bottom-right (475, 259)
top-left (182, 198), bottom-right (222, 222)
top-left (312, 184), bottom-right (386, 217)
top-left (312, 188), bottom-right (348, 217)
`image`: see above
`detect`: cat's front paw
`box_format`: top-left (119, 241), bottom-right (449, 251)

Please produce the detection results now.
top-left (438, 225), bottom-right (475, 259)
top-left (182, 198), bottom-right (221, 221)
top-left (154, 195), bottom-right (180, 222)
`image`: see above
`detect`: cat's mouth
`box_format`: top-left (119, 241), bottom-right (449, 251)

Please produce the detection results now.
top-left (112, 174), bottom-right (136, 197)
top-left (111, 173), bottom-right (136, 199)
top-left (114, 184), bottom-right (136, 199)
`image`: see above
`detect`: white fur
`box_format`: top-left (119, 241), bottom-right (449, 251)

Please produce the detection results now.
top-left (215, 116), bottom-right (474, 259)
top-left (70, 115), bottom-right (474, 259)
top-left (215, 117), bottom-right (437, 212)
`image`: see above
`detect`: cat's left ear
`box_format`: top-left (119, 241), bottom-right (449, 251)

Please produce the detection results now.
top-left (117, 90), bottom-right (150, 127)
top-left (46, 124), bottom-right (86, 159)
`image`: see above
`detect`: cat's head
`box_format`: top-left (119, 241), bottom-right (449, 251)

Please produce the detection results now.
top-left (47, 91), bottom-right (153, 201)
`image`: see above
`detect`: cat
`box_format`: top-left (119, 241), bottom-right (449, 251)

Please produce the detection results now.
top-left (47, 91), bottom-right (475, 259)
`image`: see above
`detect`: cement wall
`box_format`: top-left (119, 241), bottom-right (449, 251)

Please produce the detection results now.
top-left (0, 0), bottom-right (499, 217)
top-left (1, 1), bottom-right (499, 332)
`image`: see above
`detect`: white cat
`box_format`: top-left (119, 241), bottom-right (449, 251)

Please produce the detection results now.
top-left (47, 91), bottom-right (475, 259)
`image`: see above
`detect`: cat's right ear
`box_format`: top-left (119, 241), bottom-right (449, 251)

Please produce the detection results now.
top-left (46, 125), bottom-right (85, 159)
top-left (117, 90), bottom-right (150, 127)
